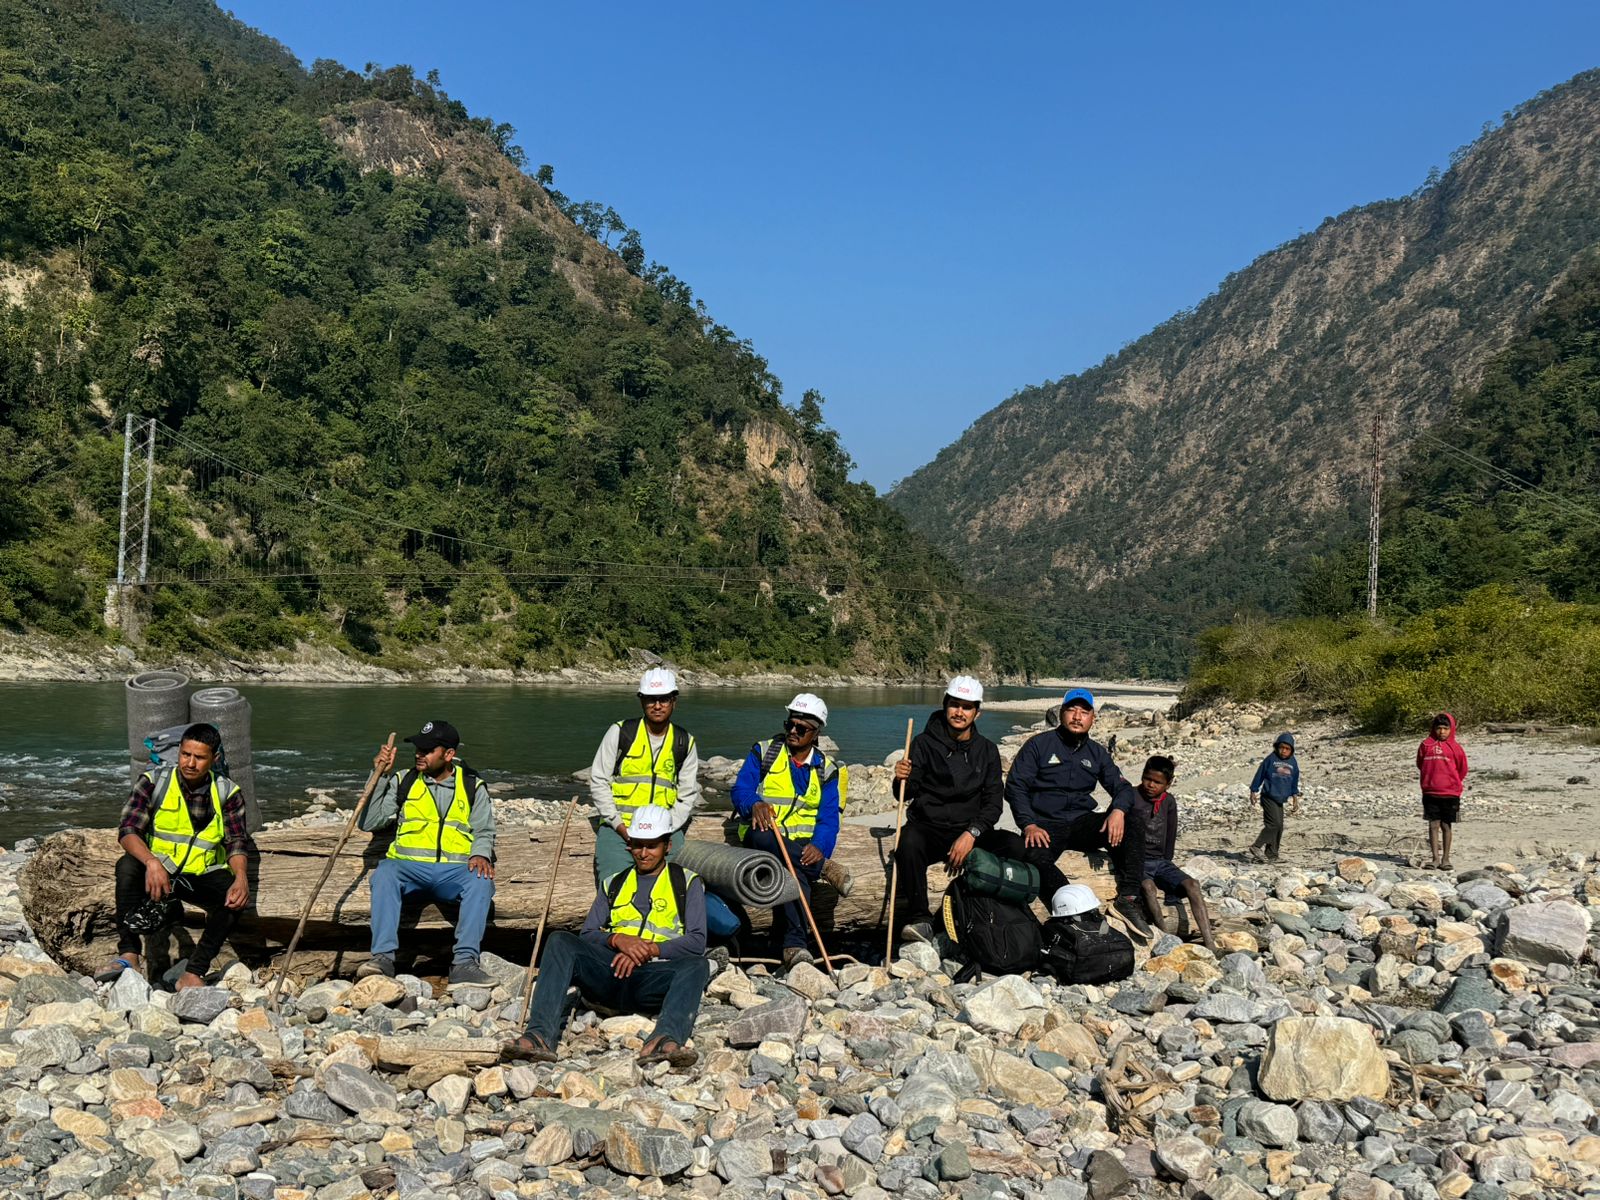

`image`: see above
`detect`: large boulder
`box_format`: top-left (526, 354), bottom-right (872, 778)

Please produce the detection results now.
top-left (1257, 1017), bottom-right (1389, 1102)
top-left (1495, 901), bottom-right (1590, 966)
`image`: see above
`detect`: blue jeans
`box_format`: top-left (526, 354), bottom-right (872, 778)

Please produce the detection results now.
top-left (524, 931), bottom-right (710, 1048)
top-left (742, 827), bottom-right (823, 950)
top-left (369, 859), bottom-right (494, 963)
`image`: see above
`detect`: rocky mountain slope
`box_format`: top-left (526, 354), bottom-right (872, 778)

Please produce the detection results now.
top-left (891, 70), bottom-right (1600, 674)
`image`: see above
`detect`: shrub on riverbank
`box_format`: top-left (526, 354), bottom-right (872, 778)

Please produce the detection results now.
top-left (1182, 585), bottom-right (1600, 731)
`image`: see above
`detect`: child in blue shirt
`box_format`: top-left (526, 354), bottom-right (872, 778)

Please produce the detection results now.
top-left (1248, 732), bottom-right (1300, 862)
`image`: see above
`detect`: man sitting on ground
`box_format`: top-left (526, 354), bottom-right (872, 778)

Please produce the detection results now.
top-left (506, 806), bottom-right (710, 1069)
top-left (100, 722), bottom-right (250, 989)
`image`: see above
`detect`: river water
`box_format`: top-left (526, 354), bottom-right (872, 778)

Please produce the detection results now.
top-left (0, 680), bottom-right (1063, 843)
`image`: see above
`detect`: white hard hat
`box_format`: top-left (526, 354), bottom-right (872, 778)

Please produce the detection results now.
top-left (627, 805), bottom-right (676, 840)
top-left (1050, 884), bottom-right (1100, 918)
top-left (945, 675), bottom-right (984, 704)
top-left (787, 693), bottom-right (829, 727)
top-left (639, 668), bottom-right (679, 697)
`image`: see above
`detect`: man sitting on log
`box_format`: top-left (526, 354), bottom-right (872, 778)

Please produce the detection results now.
top-left (586, 668), bottom-right (702, 887)
top-left (359, 720), bottom-right (496, 986)
top-left (891, 675), bottom-right (1004, 944)
top-left (99, 722), bottom-right (250, 989)
top-left (731, 693), bottom-right (850, 969)
top-left (1000, 688), bottom-right (1154, 938)
top-left (506, 805), bottom-right (710, 1069)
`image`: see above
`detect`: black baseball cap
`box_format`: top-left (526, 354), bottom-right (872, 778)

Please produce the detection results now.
top-left (404, 720), bottom-right (461, 752)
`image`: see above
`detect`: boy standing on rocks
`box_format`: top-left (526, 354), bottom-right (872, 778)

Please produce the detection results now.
top-left (1133, 755), bottom-right (1215, 950)
top-left (1248, 733), bottom-right (1300, 862)
top-left (1417, 713), bottom-right (1468, 870)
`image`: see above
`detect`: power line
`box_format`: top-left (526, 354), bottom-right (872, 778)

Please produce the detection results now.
top-left (1414, 431), bottom-right (1600, 527)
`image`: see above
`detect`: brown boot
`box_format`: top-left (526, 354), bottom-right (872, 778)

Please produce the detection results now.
top-left (820, 858), bottom-right (854, 897)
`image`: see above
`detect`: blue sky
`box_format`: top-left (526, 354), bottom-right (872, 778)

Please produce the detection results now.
top-left (226, 2), bottom-right (1600, 489)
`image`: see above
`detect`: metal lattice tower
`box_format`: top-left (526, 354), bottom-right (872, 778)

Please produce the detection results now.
top-left (116, 414), bottom-right (157, 587)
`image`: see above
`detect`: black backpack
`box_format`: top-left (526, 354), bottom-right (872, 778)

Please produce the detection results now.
top-left (940, 875), bottom-right (1042, 979)
top-left (1038, 913), bottom-right (1135, 985)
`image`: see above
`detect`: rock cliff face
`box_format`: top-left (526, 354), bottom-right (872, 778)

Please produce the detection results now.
top-left (892, 71), bottom-right (1600, 668)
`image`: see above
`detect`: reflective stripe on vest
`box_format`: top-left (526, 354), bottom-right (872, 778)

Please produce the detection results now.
top-left (610, 721), bottom-right (684, 820)
top-left (388, 766), bottom-right (475, 863)
top-left (737, 741), bottom-right (846, 841)
top-left (604, 866), bottom-right (699, 943)
top-left (147, 769), bottom-right (232, 875)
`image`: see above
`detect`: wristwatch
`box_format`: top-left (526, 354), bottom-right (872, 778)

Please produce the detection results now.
top-left (967, 825), bottom-right (984, 839)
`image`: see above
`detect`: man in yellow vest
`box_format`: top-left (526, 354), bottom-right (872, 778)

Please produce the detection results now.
top-left (587, 667), bottom-right (701, 887)
top-left (99, 723), bottom-right (250, 989)
top-left (731, 693), bottom-right (849, 969)
top-left (359, 720), bottom-right (497, 986)
top-left (505, 805), bottom-right (710, 1070)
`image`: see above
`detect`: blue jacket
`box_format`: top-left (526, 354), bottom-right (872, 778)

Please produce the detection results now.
top-left (1250, 732), bottom-right (1300, 803)
top-left (731, 741), bottom-right (843, 858)
top-left (1005, 727), bottom-right (1137, 827)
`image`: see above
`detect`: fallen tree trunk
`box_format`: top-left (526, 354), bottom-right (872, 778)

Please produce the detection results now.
top-left (20, 815), bottom-right (1116, 976)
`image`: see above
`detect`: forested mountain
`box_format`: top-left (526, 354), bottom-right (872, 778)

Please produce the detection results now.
top-left (892, 69), bottom-right (1600, 676)
top-left (0, 0), bottom-right (1040, 676)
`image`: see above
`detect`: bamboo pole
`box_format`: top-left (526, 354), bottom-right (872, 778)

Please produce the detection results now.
top-left (516, 796), bottom-right (580, 1026)
top-left (883, 717), bottom-right (915, 965)
top-left (269, 733), bottom-right (395, 1010)
top-left (769, 827), bottom-right (835, 976)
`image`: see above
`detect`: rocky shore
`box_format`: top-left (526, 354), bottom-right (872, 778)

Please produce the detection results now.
top-left (2, 703), bottom-right (1595, 1200)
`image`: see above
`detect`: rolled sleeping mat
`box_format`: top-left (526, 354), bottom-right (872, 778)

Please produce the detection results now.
top-left (126, 670), bottom-right (190, 782)
top-left (189, 687), bottom-right (258, 833)
top-left (671, 839), bottom-right (801, 907)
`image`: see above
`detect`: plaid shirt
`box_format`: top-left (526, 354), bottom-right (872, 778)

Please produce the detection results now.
top-left (118, 769), bottom-right (250, 860)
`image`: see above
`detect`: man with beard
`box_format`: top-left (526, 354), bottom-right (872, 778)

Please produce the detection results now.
top-left (890, 676), bottom-right (1004, 944)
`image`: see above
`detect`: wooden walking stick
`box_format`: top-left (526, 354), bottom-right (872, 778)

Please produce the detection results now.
top-left (769, 828), bottom-right (837, 976)
top-left (516, 796), bottom-right (580, 1027)
top-left (884, 717), bottom-right (915, 966)
top-left (269, 733), bottom-right (395, 1011)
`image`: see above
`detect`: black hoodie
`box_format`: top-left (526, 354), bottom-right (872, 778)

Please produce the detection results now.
top-left (901, 709), bottom-right (1004, 834)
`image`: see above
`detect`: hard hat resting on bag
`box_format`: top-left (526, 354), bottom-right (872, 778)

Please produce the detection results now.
top-left (1050, 884), bottom-right (1100, 918)
top-left (786, 693), bottom-right (828, 727)
top-left (627, 805), bottom-right (676, 840)
top-left (639, 668), bottom-right (678, 696)
top-left (946, 675), bottom-right (984, 704)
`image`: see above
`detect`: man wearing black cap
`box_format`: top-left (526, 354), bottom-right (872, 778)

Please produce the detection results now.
top-left (1002, 688), bottom-right (1153, 937)
top-left (359, 720), bottom-right (497, 985)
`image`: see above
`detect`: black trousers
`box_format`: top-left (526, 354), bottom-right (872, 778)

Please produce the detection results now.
top-left (891, 819), bottom-right (969, 926)
top-left (1251, 799), bottom-right (1285, 858)
top-left (989, 807), bottom-right (1147, 898)
top-left (114, 853), bottom-right (239, 974)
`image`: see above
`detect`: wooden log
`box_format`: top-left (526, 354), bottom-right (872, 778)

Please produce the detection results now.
top-left (19, 817), bottom-right (1116, 976)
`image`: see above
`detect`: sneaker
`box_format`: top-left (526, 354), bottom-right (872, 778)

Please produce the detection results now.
top-left (1113, 895), bottom-right (1154, 939)
top-left (448, 960), bottom-right (494, 987)
top-left (781, 946), bottom-right (814, 970)
top-left (820, 858), bottom-right (855, 897)
top-left (706, 945), bottom-right (731, 975)
top-left (1246, 846), bottom-right (1267, 863)
top-left (356, 955), bottom-right (396, 980)
top-left (900, 921), bottom-right (935, 945)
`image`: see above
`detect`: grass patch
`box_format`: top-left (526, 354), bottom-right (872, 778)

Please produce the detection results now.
top-left (1181, 585), bottom-right (1600, 732)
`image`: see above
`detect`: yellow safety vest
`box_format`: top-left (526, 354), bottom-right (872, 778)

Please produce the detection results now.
top-left (604, 865), bottom-right (699, 944)
top-left (739, 741), bottom-right (847, 841)
top-left (147, 768), bottom-right (233, 875)
top-left (388, 766), bottom-right (475, 863)
top-left (610, 720), bottom-right (691, 824)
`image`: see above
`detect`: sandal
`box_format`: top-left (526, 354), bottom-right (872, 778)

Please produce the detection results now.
top-left (638, 1040), bottom-right (698, 1070)
top-left (501, 1034), bottom-right (557, 1064)
top-left (94, 958), bottom-right (138, 984)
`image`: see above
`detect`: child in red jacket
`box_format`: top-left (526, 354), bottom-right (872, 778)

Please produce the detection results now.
top-left (1417, 712), bottom-right (1468, 870)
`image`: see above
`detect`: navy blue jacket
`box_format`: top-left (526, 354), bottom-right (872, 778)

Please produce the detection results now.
top-left (1250, 732), bottom-right (1301, 802)
top-left (1005, 727), bottom-right (1137, 827)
